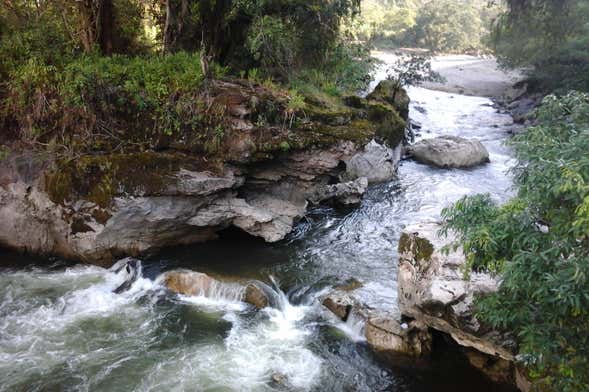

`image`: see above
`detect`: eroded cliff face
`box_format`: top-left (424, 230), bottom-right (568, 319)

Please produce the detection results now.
top-left (0, 80), bottom-right (407, 266)
top-left (398, 223), bottom-right (531, 390)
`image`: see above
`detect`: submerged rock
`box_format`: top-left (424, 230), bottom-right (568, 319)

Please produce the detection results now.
top-left (322, 291), bottom-right (357, 321)
top-left (162, 270), bottom-right (219, 297)
top-left (110, 258), bottom-right (141, 294)
top-left (161, 269), bottom-right (270, 309)
top-left (244, 282), bottom-right (269, 309)
top-left (406, 136), bottom-right (490, 168)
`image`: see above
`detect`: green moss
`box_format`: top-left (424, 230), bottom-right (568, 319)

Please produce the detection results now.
top-left (399, 232), bottom-right (434, 263)
top-left (367, 102), bottom-right (406, 147)
top-left (44, 152), bottom-right (213, 208)
top-left (367, 80), bottom-right (410, 121)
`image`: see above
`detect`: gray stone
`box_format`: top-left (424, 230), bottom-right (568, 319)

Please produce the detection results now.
top-left (406, 136), bottom-right (490, 168)
top-left (309, 177), bottom-right (368, 206)
top-left (344, 140), bottom-right (401, 184)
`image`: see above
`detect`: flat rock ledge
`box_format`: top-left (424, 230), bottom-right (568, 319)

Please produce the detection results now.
top-left (406, 135), bottom-right (490, 169)
top-left (398, 222), bottom-right (531, 390)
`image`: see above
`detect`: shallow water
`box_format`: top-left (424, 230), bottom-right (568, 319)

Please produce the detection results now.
top-left (0, 74), bottom-right (519, 391)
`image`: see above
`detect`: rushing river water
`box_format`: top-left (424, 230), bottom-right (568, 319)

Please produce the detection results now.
top-left (0, 64), bottom-right (519, 391)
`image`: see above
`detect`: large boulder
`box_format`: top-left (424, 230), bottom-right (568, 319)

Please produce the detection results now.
top-left (406, 136), bottom-right (490, 168)
top-left (343, 140), bottom-right (401, 184)
top-left (398, 223), bottom-right (519, 385)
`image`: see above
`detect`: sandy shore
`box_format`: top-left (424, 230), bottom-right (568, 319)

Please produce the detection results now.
top-left (372, 52), bottom-right (524, 100)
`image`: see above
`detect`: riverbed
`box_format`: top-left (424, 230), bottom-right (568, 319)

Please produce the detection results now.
top-left (0, 59), bottom-right (519, 391)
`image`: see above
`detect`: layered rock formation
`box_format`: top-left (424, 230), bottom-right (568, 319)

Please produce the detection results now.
top-left (0, 80), bottom-right (407, 266)
top-left (397, 222), bottom-right (522, 387)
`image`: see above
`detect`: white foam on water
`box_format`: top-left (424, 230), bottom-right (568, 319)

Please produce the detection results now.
top-left (137, 280), bottom-right (323, 392)
top-left (0, 262), bottom-right (162, 391)
top-left (333, 310), bottom-right (366, 343)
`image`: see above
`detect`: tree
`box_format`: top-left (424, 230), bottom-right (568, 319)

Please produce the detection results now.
top-left (492, 0), bottom-right (589, 92)
top-left (386, 55), bottom-right (443, 100)
top-left (75, 0), bottom-right (115, 55)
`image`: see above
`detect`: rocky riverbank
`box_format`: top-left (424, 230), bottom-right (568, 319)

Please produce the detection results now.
top-left (0, 79), bottom-right (407, 266)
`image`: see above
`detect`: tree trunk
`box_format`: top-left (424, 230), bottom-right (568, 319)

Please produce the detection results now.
top-left (163, 0), bottom-right (187, 53)
top-left (77, 0), bottom-right (97, 53)
top-left (98, 0), bottom-right (114, 55)
top-left (76, 0), bottom-right (114, 55)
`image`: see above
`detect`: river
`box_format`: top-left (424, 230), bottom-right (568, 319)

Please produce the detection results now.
top-left (0, 59), bottom-right (519, 391)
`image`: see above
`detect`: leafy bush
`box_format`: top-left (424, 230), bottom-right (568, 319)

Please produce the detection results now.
top-left (441, 92), bottom-right (589, 391)
top-left (3, 52), bottom-right (226, 148)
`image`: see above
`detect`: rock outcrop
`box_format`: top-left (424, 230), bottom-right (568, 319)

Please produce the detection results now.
top-left (365, 317), bottom-right (432, 361)
top-left (0, 80), bottom-right (408, 266)
top-left (406, 136), bottom-right (490, 169)
top-left (321, 289), bottom-right (432, 362)
top-left (397, 222), bottom-right (520, 386)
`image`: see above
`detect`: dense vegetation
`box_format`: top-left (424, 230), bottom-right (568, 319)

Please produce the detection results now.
top-left (442, 93), bottom-right (589, 390)
top-left (0, 0), bottom-right (374, 151)
top-left (351, 0), bottom-right (500, 53)
top-left (492, 0), bottom-right (589, 92)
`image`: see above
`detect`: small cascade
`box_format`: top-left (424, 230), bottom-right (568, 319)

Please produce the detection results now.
top-left (341, 310), bottom-right (367, 342)
top-left (199, 279), bottom-right (245, 303)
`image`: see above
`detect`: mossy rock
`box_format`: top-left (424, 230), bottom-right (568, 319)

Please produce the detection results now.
top-left (367, 80), bottom-right (410, 121)
top-left (44, 152), bottom-right (214, 208)
top-left (399, 232), bottom-right (434, 263)
top-left (366, 102), bottom-right (406, 148)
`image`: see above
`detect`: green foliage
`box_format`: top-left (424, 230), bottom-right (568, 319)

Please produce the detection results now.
top-left (493, 0), bottom-right (589, 92)
top-left (3, 52), bottom-right (227, 147)
top-left (349, 0), bottom-right (499, 53)
top-left (442, 92), bottom-right (589, 390)
top-left (386, 55), bottom-right (444, 97)
top-left (246, 15), bottom-right (297, 74)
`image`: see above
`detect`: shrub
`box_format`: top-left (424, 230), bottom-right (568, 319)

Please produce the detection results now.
top-left (3, 52), bottom-right (226, 148)
top-left (441, 92), bottom-right (589, 391)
